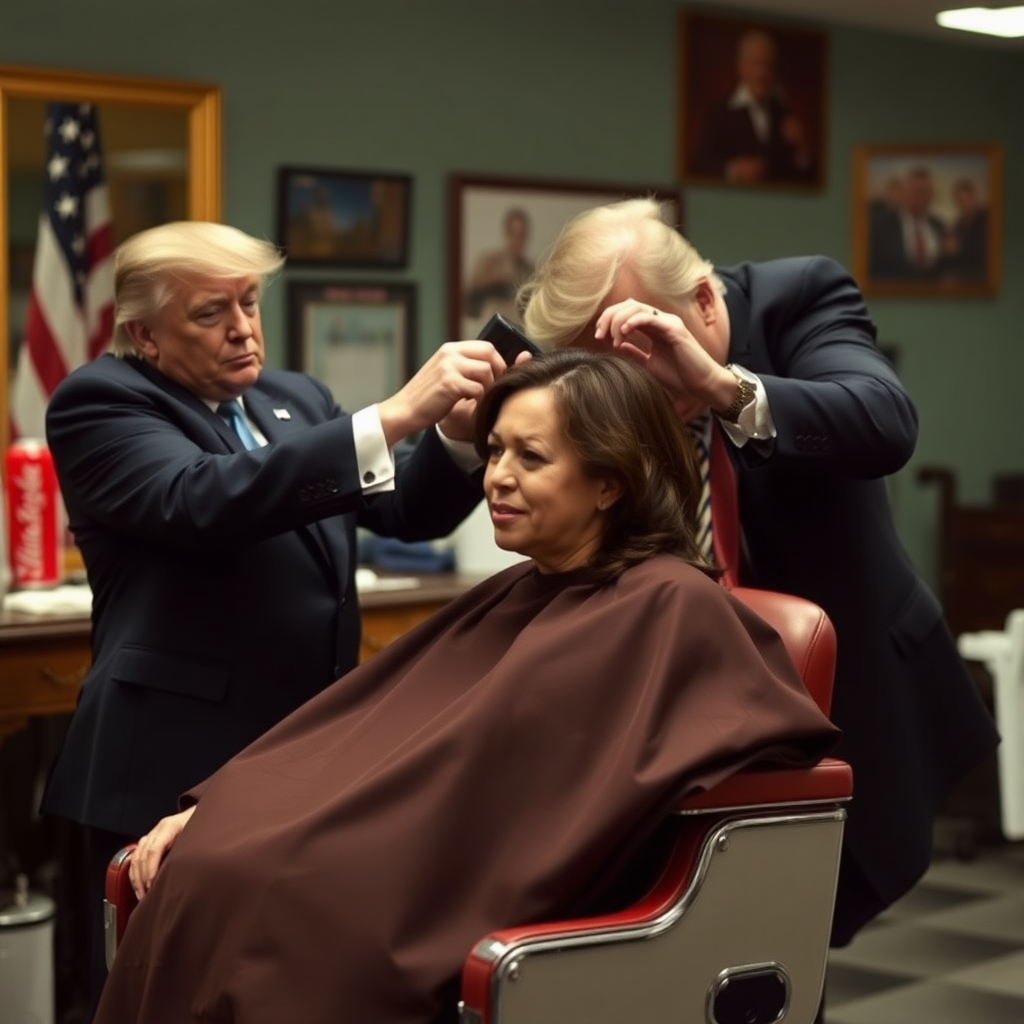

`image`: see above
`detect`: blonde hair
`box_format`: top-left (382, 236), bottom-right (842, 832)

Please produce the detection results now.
top-left (112, 221), bottom-right (285, 356)
top-left (519, 197), bottom-right (723, 349)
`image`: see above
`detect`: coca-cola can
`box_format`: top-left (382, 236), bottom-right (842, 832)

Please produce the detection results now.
top-left (4, 438), bottom-right (64, 589)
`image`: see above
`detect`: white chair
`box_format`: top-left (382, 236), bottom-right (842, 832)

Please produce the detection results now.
top-left (958, 611), bottom-right (1024, 840)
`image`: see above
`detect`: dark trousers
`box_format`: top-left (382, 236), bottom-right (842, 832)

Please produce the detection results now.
top-left (813, 848), bottom-right (889, 1024)
top-left (83, 825), bottom-right (135, 1023)
top-left (831, 845), bottom-right (888, 948)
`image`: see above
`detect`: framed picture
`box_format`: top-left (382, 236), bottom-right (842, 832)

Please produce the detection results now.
top-left (676, 11), bottom-right (827, 189)
top-left (449, 173), bottom-right (683, 342)
top-left (287, 280), bottom-right (416, 411)
top-left (277, 167), bottom-right (411, 267)
top-left (852, 143), bottom-right (1002, 297)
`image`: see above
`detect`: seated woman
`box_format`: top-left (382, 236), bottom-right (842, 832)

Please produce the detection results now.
top-left (97, 350), bottom-right (839, 1024)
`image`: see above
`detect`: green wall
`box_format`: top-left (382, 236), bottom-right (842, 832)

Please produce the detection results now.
top-left (4, 0), bottom-right (1021, 585)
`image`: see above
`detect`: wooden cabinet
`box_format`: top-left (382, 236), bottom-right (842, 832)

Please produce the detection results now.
top-left (919, 466), bottom-right (1024, 635)
top-left (0, 615), bottom-right (91, 743)
top-left (360, 604), bottom-right (440, 661)
top-left (358, 574), bottom-right (483, 661)
top-left (0, 573), bottom-right (484, 744)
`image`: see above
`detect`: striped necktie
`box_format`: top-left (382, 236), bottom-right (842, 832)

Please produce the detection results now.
top-left (217, 399), bottom-right (261, 451)
top-left (687, 415), bottom-right (714, 564)
top-left (686, 414), bottom-right (740, 587)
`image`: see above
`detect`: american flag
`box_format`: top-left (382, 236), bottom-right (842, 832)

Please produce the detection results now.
top-left (9, 102), bottom-right (114, 442)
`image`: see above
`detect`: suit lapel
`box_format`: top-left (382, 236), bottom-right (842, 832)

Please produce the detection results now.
top-left (132, 365), bottom-right (347, 586)
top-left (129, 357), bottom-right (240, 451)
top-left (240, 388), bottom-right (290, 445)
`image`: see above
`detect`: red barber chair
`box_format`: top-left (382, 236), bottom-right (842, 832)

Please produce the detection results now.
top-left (105, 587), bottom-right (851, 1024)
top-left (458, 587), bottom-right (850, 1024)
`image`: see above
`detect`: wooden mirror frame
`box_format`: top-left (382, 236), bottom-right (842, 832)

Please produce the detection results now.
top-left (0, 63), bottom-right (222, 455)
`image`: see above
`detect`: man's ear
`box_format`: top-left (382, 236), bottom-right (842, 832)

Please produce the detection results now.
top-left (124, 320), bottom-right (158, 359)
top-left (694, 278), bottom-right (717, 326)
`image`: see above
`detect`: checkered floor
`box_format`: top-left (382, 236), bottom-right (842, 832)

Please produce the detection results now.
top-left (825, 837), bottom-right (1024, 1023)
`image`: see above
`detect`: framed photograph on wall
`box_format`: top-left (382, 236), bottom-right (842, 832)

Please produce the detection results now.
top-left (287, 280), bottom-right (416, 411)
top-left (852, 143), bottom-right (1002, 297)
top-left (448, 173), bottom-right (683, 342)
top-left (277, 167), bottom-right (411, 267)
top-left (676, 11), bottom-right (827, 189)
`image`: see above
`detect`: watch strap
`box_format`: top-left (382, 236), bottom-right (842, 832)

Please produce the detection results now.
top-left (719, 364), bottom-right (756, 423)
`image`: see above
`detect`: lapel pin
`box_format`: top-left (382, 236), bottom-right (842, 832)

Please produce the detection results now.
top-left (273, 408), bottom-right (291, 420)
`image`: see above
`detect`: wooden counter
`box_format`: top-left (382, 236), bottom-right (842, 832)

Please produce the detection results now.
top-left (356, 572), bottom-right (487, 659)
top-left (0, 572), bottom-right (486, 744)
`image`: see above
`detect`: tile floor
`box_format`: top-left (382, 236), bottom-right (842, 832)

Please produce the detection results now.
top-left (825, 836), bottom-right (1024, 1023)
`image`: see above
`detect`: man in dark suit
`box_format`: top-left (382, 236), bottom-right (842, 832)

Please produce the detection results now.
top-left (41, 220), bottom-right (502, 1017)
top-left (692, 29), bottom-right (813, 185)
top-left (868, 166), bottom-right (947, 281)
top-left (520, 198), bottom-right (1000, 1013)
top-left (943, 177), bottom-right (989, 283)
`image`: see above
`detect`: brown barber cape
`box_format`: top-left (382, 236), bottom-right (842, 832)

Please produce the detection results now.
top-left (97, 557), bottom-right (839, 1024)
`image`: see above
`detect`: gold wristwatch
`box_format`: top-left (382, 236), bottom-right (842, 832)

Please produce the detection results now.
top-left (719, 364), bottom-right (756, 423)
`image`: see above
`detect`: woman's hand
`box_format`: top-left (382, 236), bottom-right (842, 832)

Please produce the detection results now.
top-left (129, 805), bottom-right (196, 898)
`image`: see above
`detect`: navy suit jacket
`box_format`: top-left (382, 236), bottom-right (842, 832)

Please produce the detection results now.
top-left (719, 257), bottom-right (998, 940)
top-left (41, 355), bottom-right (484, 836)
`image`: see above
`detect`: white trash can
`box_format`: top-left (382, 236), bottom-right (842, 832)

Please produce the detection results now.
top-left (0, 875), bottom-right (55, 1024)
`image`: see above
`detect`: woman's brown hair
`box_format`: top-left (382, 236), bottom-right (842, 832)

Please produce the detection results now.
top-left (474, 349), bottom-right (717, 582)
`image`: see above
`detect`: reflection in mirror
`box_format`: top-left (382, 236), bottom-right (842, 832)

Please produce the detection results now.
top-left (1, 65), bottom-right (222, 456)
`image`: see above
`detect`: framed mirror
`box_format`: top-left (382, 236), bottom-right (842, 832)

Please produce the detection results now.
top-left (0, 64), bottom-right (222, 455)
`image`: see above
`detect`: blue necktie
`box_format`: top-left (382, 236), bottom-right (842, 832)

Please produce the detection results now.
top-left (217, 400), bottom-right (261, 451)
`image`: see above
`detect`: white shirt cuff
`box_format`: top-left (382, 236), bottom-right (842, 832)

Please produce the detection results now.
top-left (353, 406), bottom-right (396, 494)
top-left (717, 365), bottom-right (777, 448)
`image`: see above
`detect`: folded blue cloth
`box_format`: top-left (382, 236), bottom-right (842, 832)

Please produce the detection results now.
top-left (358, 536), bottom-right (455, 574)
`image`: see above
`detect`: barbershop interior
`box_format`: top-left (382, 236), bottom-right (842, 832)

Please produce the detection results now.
top-left (2, 0), bottom-right (1023, 1022)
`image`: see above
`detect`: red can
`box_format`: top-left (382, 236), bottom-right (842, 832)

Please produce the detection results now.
top-left (4, 439), bottom-right (64, 589)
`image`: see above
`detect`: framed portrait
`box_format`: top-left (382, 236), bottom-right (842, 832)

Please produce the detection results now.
top-left (448, 173), bottom-right (683, 342)
top-left (852, 143), bottom-right (1002, 297)
top-left (287, 280), bottom-right (416, 411)
top-left (676, 11), bottom-right (827, 190)
top-left (277, 167), bottom-right (411, 268)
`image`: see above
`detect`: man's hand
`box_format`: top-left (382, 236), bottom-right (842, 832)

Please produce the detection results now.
top-left (377, 341), bottom-right (506, 446)
top-left (779, 114), bottom-right (808, 157)
top-left (726, 156), bottom-right (768, 183)
top-left (595, 298), bottom-right (735, 421)
top-left (436, 348), bottom-right (532, 442)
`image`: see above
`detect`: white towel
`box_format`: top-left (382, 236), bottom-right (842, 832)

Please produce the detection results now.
top-left (3, 584), bottom-right (93, 617)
